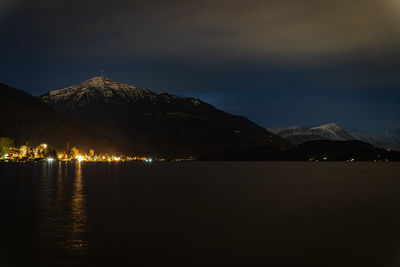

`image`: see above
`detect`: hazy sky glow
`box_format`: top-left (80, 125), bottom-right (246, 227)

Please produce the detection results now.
top-left (1, 0), bottom-right (399, 132)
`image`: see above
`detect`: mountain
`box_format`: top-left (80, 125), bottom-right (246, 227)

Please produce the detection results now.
top-left (40, 77), bottom-right (291, 157)
top-left (0, 82), bottom-right (127, 153)
top-left (350, 131), bottom-right (400, 151)
top-left (199, 140), bottom-right (400, 161)
top-left (269, 123), bottom-right (355, 145)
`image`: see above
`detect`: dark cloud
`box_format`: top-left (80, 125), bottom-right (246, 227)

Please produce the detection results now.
top-left (2, 0), bottom-right (400, 62)
top-left (1, 0), bottom-right (399, 132)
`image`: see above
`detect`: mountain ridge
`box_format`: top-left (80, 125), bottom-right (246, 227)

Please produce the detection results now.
top-left (40, 77), bottom-right (291, 157)
top-left (0, 82), bottom-right (128, 154)
top-left (268, 123), bottom-right (355, 145)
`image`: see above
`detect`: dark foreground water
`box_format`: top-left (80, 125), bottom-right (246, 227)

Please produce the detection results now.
top-left (1, 162), bottom-right (400, 267)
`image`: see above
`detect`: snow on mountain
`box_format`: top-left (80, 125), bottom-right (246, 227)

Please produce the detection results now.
top-left (272, 123), bottom-right (355, 145)
top-left (309, 123), bottom-right (354, 140)
top-left (0, 82), bottom-right (126, 153)
top-left (41, 77), bottom-right (158, 108)
top-left (40, 76), bottom-right (209, 112)
top-left (40, 76), bottom-right (291, 156)
top-left (350, 131), bottom-right (400, 150)
top-left (311, 122), bottom-right (341, 132)
top-left (271, 123), bottom-right (400, 150)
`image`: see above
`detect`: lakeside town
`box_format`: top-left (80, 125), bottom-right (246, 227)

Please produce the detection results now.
top-left (0, 137), bottom-right (153, 163)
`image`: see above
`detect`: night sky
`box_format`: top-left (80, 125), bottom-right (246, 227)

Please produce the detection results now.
top-left (1, 0), bottom-right (399, 133)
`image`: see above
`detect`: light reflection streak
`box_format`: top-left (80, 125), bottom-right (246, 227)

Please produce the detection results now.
top-left (37, 161), bottom-right (89, 264)
top-left (37, 161), bottom-right (56, 262)
top-left (68, 161), bottom-right (88, 253)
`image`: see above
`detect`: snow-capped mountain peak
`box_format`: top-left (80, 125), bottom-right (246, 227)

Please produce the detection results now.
top-left (310, 123), bottom-right (342, 133)
top-left (40, 76), bottom-right (219, 117)
top-left (274, 122), bottom-right (355, 145)
top-left (82, 76), bottom-right (107, 85)
top-left (41, 76), bottom-right (157, 109)
top-left (37, 76), bottom-right (291, 156)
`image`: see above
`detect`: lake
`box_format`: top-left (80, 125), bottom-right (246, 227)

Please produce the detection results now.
top-left (1, 161), bottom-right (400, 266)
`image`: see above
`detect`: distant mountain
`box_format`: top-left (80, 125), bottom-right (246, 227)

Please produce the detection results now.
top-left (269, 123), bottom-right (355, 145)
top-left (199, 140), bottom-right (400, 161)
top-left (0, 83), bottom-right (126, 153)
top-left (41, 77), bottom-right (290, 157)
top-left (350, 131), bottom-right (400, 151)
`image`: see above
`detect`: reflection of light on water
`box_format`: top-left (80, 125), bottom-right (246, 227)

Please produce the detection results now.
top-left (68, 162), bottom-right (88, 253)
top-left (37, 162), bottom-right (89, 264)
top-left (37, 162), bottom-right (57, 262)
top-left (55, 161), bottom-right (64, 214)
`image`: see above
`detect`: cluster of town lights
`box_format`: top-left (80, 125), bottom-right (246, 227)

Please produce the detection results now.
top-left (0, 142), bottom-right (153, 163)
top-left (57, 152), bottom-right (152, 163)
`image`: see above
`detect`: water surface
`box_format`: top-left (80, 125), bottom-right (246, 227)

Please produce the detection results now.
top-left (1, 161), bottom-right (400, 266)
